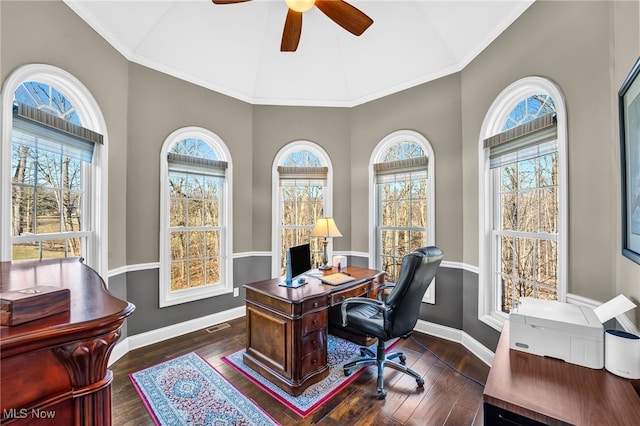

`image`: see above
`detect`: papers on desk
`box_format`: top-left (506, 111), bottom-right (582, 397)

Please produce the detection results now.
top-left (593, 294), bottom-right (637, 323)
top-left (319, 273), bottom-right (355, 285)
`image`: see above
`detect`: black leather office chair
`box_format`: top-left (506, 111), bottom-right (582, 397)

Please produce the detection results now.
top-left (340, 246), bottom-right (444, 399)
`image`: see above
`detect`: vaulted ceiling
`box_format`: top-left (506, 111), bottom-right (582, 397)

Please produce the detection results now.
top-left (64, 0), bottom-right (534, 107)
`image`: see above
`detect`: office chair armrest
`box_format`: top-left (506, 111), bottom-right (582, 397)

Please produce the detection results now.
top-left (375, 284), bottom-right (396, 301)
top-left (341, 297), bottom-right (385, 327)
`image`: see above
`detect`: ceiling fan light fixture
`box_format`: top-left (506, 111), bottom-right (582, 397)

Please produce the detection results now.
top-left (285, 0), bottom-right (315, 13)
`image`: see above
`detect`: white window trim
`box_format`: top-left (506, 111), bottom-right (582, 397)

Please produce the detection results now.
top-left (271, 141), bottom-right (333, 278)
top-left (1, 64), bottom-right (108, 278)
top-left (478, 76), bottom-right (568, 331)
top-left (369, 130), bottom-right (436, 303)
top-left (159, 126), bottom-right (233, 307)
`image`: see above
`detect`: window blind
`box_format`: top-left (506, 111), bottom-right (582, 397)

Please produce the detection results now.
top-left (278, 166), bottom-right (327, 189)
top-left (168, 152), bottom-right (227, 177)
top-left (374, 156), bottom-right (428, 181)
top-left (278, 166), bottom-right (328, 180)
top-left (484, 113), bottom-right (557, 168)
top-left (12, 102), bottom-right (103, 163)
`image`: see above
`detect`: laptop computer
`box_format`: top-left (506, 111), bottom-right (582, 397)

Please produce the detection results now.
top-left (319, 273), bottom-right (356, 286)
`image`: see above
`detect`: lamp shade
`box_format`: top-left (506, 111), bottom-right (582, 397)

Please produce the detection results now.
top-left (310, 217), bottom-right (342, 238)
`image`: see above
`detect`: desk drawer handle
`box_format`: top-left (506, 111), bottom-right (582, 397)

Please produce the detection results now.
top-left (313, 302), bottom-right (318, 308)
top-left (312, 319), bottom-right (318, 325)
top-left (312, 359), bottom-right (317, 365)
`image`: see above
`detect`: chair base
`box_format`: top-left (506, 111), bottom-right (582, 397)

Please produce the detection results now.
top-left (343, 341), bottom-right (425, 399)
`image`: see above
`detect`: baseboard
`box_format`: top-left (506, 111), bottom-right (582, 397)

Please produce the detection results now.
top-left (414, 319), bottom-right (495, 367)
top-left (108, 306), bottom-right (246, 366)
top-left (108, 308), bottom-right (494, 369)
top-left (109, 336), bottom-right (130, 366)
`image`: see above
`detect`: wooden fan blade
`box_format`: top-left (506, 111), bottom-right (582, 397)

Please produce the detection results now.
top-left (281, 9), bottom-right (303, 52)
top-left (315, 0), bottom-right (373, 36)
top-left (211, 0), bottom-right (252, 4)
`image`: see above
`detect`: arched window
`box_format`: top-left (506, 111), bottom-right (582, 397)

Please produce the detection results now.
top-left (479, 77), bottom-right (567, 330)
top-left (159, 127), bottom-right (233, 307)
top-left (369, 130), bottom-right (435, 302)
top-left (272, 141), bottom-right (333, 277)
top-left (1, 64), bottom-right (107, 276)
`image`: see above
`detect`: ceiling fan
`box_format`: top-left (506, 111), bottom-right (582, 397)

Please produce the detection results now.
top-left (211, 0), bottom-right (374, 52)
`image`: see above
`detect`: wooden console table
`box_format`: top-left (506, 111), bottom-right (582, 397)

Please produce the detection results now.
top-left (243, 266), bottom-right (384, 395)
top-left (0, 258), bottom-right (134, 425)
top-left (484, 321), bottom-right (640, 425)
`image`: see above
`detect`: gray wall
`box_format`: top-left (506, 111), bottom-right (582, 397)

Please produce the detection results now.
top-left (350, 73), bottom-right (464, 260)
top-left (1, 1), bottom-right (638, 345)
top-left (124, 256), bottom-right (269, 335)
top-left (251, 106), bottom-right (352, 253)
top-left (126, 63), bottom-right (254, 262)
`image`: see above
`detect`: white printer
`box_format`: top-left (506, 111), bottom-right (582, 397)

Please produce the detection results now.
top-left (509, 295), bottom-right (636, 369)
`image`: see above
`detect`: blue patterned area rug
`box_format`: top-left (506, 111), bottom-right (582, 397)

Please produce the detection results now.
top-left (130, 352), bottom-right (279, 426)
top-left (222, 335), bottom-right (398, 418)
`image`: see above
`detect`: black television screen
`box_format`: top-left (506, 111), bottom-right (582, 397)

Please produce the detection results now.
top-left (289, 243), bottom-right (311, 278)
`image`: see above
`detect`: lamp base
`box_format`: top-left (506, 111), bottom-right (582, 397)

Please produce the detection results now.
top-left (318, 238), bottom-right (331, 270)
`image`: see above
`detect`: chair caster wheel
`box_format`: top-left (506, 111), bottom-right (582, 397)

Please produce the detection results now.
top-left (344, 369), bottom-right (352, 376)
top-left (399, 354), bottom-right (407, 365)
top-left (359, 348), bottom-right (367, 356)
top-left (416, 378), bottom-right (425, 387)
top-left (376, 390), bottom-right (387, 400)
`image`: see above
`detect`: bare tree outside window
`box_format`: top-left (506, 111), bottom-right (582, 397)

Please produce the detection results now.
top-left (376, 141), bottom-right (428, 283)
top-left (493, 95), bottom-right (559, 313)
top-left (11, 82), bottom-right (89, 261)
top-left (167, 139), bottom-right (223, 292)
top-left (279, 150), bottom-right (326, 275)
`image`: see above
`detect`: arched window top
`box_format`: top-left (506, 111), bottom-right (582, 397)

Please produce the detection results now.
top-left (275, 141), bottom-right (330, 167)
top-left (168, 137), bottom-right (221, 160)
top-left (14, 81), bottom-right (81, 125)
top-left (380, 140), bottom-right (426, 162)
top-left (502, 94), bottom-right (556, 131)
top-left (482, 76), bottom-right (566, 140)
top-left (371, 130), bottom-right (433, 166)
top-left (162, 127), bottom-right (231, 164)
top-left (281, 149), bottom-right (324, 167)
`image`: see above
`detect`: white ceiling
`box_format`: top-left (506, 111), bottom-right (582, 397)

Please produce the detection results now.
top-left (64, 0), bottom-right (534, 107)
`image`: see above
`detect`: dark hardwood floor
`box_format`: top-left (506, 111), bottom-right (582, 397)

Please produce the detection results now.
top-left (110, 317), bottom-right (489, 425)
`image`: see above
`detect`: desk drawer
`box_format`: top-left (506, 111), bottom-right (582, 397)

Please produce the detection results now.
top-left (301, 311), bottom-right (327, 335)
top-left (301, 295), bottom-right (328, 314)
top-left (301, 329), bottom-right (326, 357)
top-left (329, 283), bottom-right (369, 305)
top-left (301, 349), bottom-right (327, 377)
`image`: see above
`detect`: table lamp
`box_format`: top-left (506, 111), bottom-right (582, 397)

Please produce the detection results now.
top-left (310, 217), bottom-right (342, 270)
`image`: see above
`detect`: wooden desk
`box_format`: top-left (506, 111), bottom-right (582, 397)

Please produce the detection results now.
top-left (243, 266), bottom-right (384, 395)
top-left (483, 322), bottom-right (640, 425)
top-left (1, 258), bottom-right (134, 425)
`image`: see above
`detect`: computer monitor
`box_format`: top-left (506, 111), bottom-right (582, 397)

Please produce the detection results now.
top-left (288, 243), bottom-right (311, 279)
